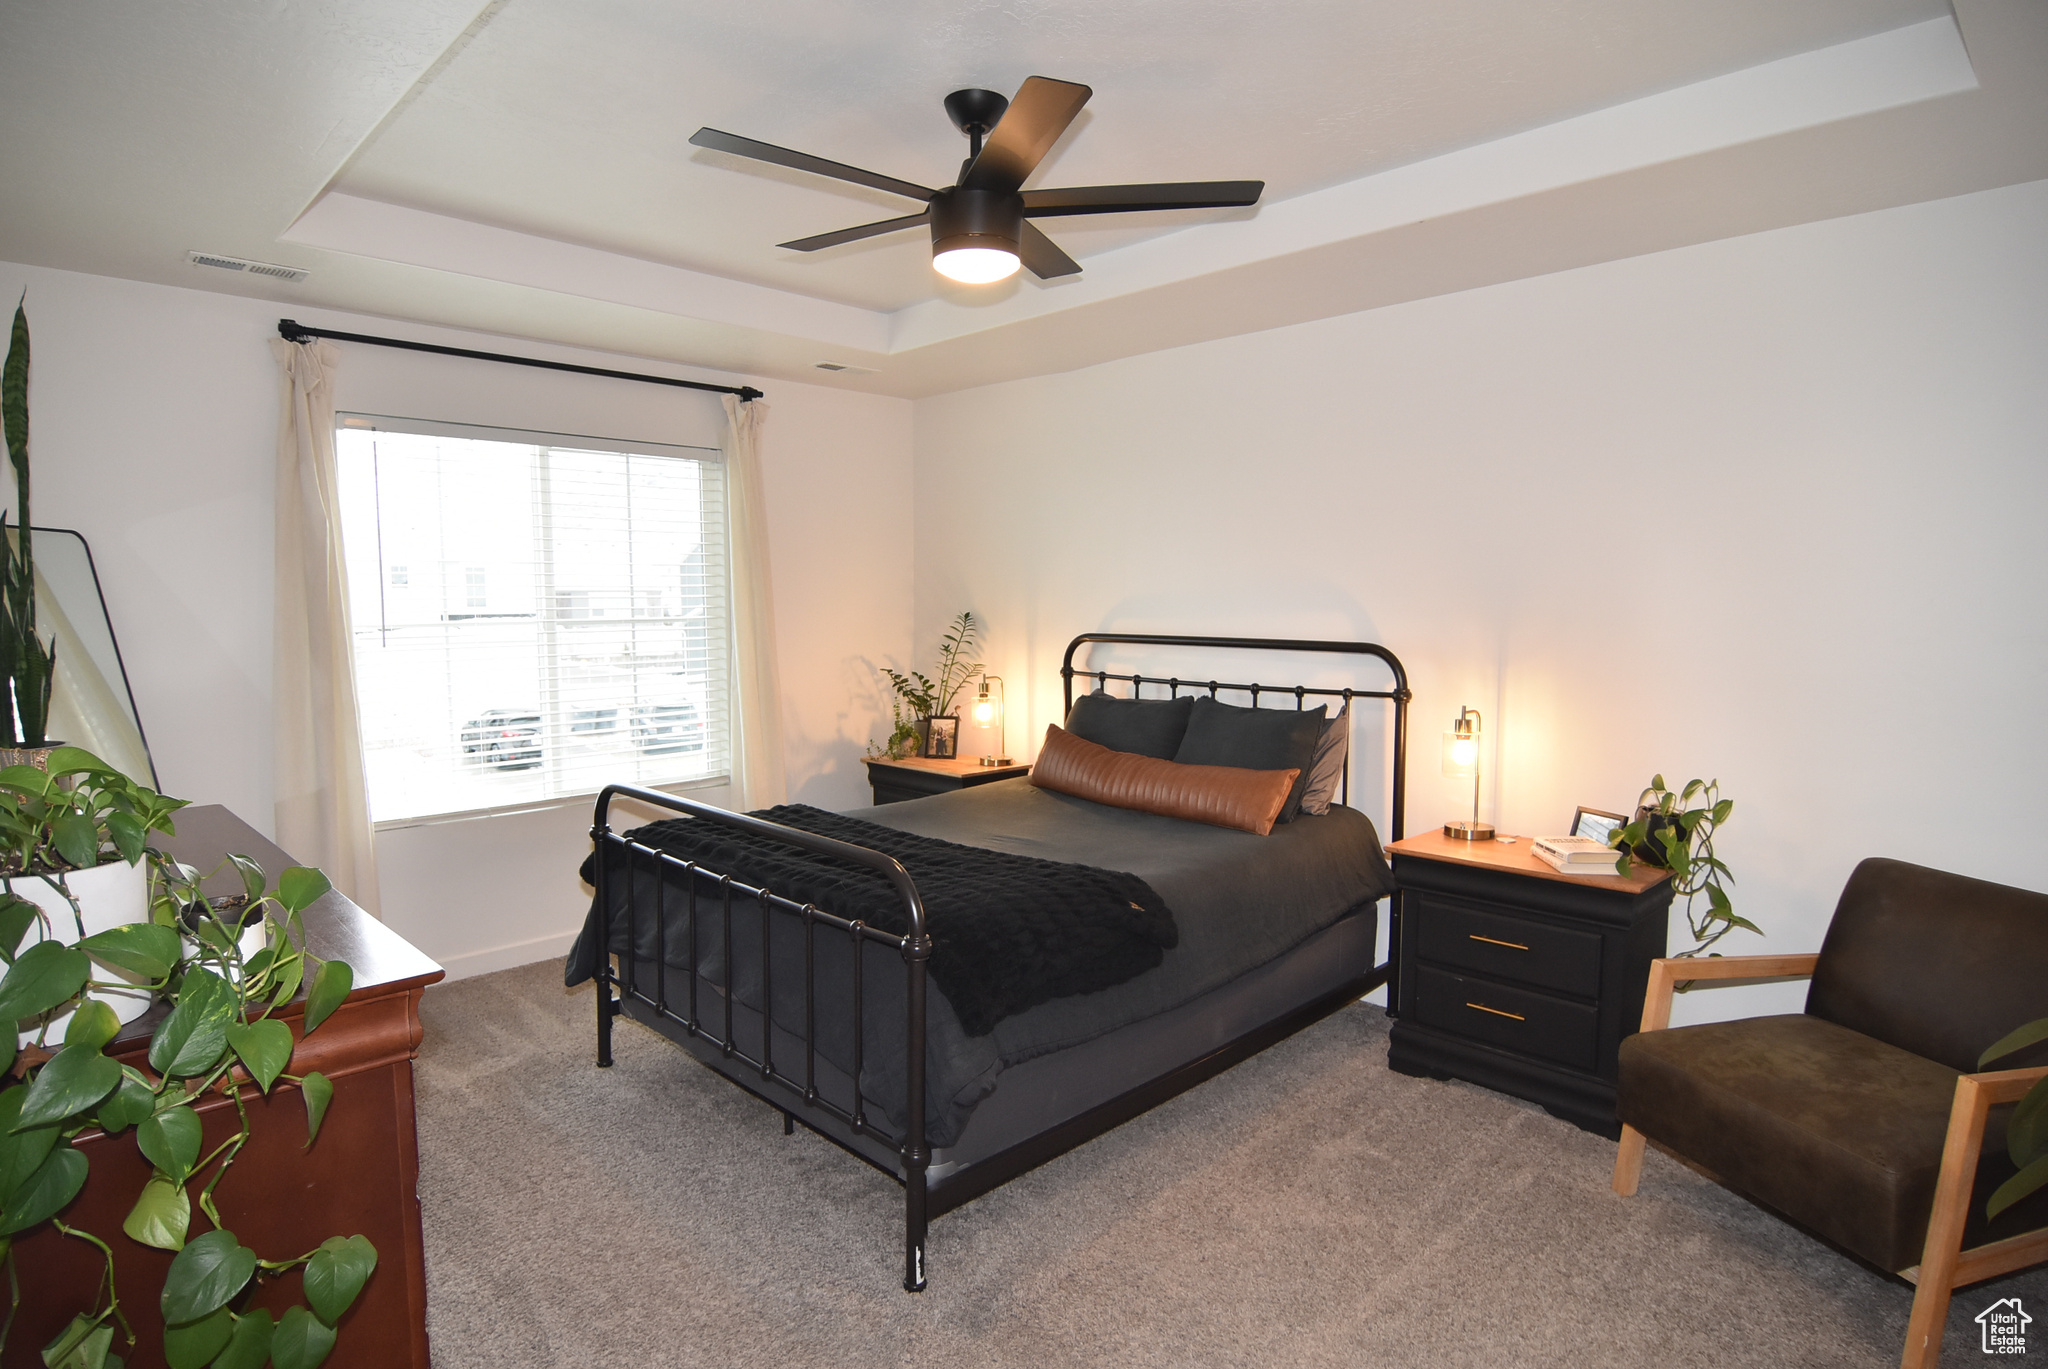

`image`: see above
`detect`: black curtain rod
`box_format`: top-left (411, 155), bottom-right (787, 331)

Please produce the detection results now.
top-left (276, 319), bottom-right (763, 402)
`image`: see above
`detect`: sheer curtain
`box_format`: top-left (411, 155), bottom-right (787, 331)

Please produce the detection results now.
top-left (270, 338), bottom-right (381, 915)
top-left (722, 394), bottom-right (785, 810)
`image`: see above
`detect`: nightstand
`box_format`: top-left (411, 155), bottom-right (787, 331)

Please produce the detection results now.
top-left (864, 754), bottom-right (1031, 805)
top-left (1386, 831), bottom-right (1675, 1138)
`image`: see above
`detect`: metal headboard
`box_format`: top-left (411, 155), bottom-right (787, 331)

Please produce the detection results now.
top-left (1059, 633), bottom-right (1411, 843)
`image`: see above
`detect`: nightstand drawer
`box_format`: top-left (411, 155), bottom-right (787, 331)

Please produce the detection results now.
top-left (1414, 896), bottom-right (1602, 999)
top-left (1409, 965), bottom-right (1599, 1073)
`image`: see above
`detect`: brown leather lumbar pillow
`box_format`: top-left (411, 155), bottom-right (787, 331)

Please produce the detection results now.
top-left (1028, 724), bottom-right (1299, 836)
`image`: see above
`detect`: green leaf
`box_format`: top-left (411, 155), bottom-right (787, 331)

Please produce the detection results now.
top-left (63, 998), bottom-right (122, 1052)
top-left (1986, 1150), bottom-right (2048, 1221)
top-left (226, 854), bottom-right (267, 905)
top-left (0, 894), bottom-right (36, 960)
top-left (138, 1104), bottom-right (202, 1184)
top-left (103, 812), bottom-right (147, 866)
top-left (301, 1071), bottom-right (333, 1147)
top-left (40, 1315), bottom-right (113, 1369)
top-left (162, 1304), bottom-right (232, 1369)
top-left (1979, 1017), bottom-right (2048, 1069)
top-left (95, 1074), bottom-right (155, 1134)
top-left (1725, 915), bottom-right (1765, 935)
top-left (50, 814), bottom-right (100, 870)
top-left (0, 1084), bottom-right (60, 1205)
top-left (1711, 797), bottom-right (1733, 823)
top-left (17, 1045), bottom-right (121, 1127)
top-left (0, 1142), bottom-right (86, 1234)
top-left (226, 1018), bottom-right (292, 1094)
top-left (211, 1310), bottom-right (274, 1369)
top-left (148, 968), bottom-right (237, 1078)
top-left (0, 765), bottom-right (52, 797)
top-left (123, 1172), bottom-right (191, 1251)
top-left (0, 940), bottom-right (91, 1021)
top-left (270, 952), bottom-right (305, 1008)
top-left (43, 747), bottom-right (111, 778)
top-left (78, 923), bottom-right (181, 981)
top-left (303, 1233), bottom-right (378, 1326)
top-left (302, 960), bottom-right (352, 1034)
top-left (269, 1305), bottom-right (337, 1369)
top-left (2009, 1077), bottom-right (2048, 1169)
top-left (276, 867), bottom-right (331, 915)
top-left (160, 1228), bottom-right (257, 1324)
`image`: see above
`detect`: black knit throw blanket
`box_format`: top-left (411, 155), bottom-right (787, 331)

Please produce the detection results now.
top-left (585, 804), bottom-right (1177, 1037)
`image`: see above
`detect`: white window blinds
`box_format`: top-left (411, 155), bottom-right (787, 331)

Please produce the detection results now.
top-left (335, 414), bottom-right (729, 823)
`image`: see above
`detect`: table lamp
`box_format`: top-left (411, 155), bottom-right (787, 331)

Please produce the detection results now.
top-left (1442, 705), bottom-right (1494, 841)
top-left (973, 675), bottom-right (1010, 766)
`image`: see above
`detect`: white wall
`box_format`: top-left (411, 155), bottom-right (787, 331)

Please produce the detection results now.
top-left (0, 261), bottom-right (914, 978)
top-left (912, 177), bottom-right (2048, 1025)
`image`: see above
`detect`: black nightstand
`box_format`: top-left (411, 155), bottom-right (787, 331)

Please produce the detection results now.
top-left (1386, 830), bottom-right (1674, 1138)
top-left (864, 755), bottom-right (1031, 805)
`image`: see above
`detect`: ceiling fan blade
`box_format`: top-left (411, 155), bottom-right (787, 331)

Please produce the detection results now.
top-left (1022, 181), bottom-right (1265, 217)
top-left (690, 128), bottom-right (935, 203)
top-left (1016, 221), bottom-right (1081, 279)
top-left (779, 211), bottom-right (931, 252)
top-left (960, 76), bottom-right (1092, 193)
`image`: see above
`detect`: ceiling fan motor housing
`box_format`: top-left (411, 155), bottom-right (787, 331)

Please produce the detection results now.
top-left (928, 186), bottom-right (1024, 256)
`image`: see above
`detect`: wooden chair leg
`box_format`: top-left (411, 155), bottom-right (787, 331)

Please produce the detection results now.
top-left (1900, 1074), bottom-right (1989, 1369)
top-left (1612, 1124), bottom-right (1646, 1197)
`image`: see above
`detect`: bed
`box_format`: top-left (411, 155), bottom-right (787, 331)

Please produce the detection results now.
top-left (568, 633), bottom-right (1411, 1290)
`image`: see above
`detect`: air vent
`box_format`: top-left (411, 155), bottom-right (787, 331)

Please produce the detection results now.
top-left (187, 251), bottom-right (309, 283)
top-left (814, 361), bottom-right (875, 375)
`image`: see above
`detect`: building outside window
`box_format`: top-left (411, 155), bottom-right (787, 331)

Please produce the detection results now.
top-left (334, 414), bottom-right (730, 823)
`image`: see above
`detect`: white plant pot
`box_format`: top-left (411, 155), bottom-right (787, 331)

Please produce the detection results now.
top-left (7, 858), bottom-right (153, 1048)
top-left (181, 916), bottom-right (270, 984)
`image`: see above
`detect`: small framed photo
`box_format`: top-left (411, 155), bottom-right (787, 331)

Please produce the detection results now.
top-left (923, 715), bottom-right (960, 760)
top-left (1571, 806), bottom-right (1628, 849)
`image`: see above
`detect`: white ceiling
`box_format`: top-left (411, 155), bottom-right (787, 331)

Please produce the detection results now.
top-left (2, 0), bottom-right (2044, 397)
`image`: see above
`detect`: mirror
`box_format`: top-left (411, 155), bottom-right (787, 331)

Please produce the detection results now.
top-left (18, 527), bottom-right (156, 786)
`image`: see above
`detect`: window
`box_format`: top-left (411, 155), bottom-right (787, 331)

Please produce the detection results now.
top-left (335, 414), bottom-right (729, 823)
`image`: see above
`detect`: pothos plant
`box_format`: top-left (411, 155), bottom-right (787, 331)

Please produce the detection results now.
top-left (0, 749), bottom-right (371, 1369)
top-left (1609, 775), bottom-right (1757, 958)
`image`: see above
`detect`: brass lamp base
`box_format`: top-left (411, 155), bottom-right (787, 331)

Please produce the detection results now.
top-left (979, 755), bottom-right (1012, 767)
top-left (1443, 820), bottom-right (1497, 841)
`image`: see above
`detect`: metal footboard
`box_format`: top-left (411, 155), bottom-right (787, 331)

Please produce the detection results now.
top-left (590, 782), bottom-right (936, 1290)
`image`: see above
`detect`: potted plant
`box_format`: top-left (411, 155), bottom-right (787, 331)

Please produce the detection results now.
top-left (0, 297), bottom-right (59, 769)
top-left (1610, 775), bottom-right (1758, 958)
top-left (3, 747), bottom-right (191, 1043)
top-left (0, 756), bottom-right (371, 1369)
top-left (876, 611), bottom-right (983, 757)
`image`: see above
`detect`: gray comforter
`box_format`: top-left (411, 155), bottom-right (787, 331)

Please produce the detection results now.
top-left (587, 778), bottom-right (1393, 1145)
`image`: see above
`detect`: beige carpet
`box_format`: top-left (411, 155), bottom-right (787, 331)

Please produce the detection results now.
top-left (412, 961), bottom-right (2043, 1367)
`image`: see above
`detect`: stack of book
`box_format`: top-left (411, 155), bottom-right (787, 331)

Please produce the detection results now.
top-left (1531, 835), bottom-right (1623, 876)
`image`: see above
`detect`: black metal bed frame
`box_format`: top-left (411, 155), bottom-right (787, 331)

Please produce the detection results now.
top-left (589, 633), bottom-right (1410, 1291)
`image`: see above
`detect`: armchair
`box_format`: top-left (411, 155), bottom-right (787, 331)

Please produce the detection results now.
top-left (1610, 857), bottom-right (2048, 1369)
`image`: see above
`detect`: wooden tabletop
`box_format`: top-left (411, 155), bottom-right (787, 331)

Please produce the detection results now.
top-left (1389, 828), bottom-right (1672, 894)
top-left (864, 754), bottom-right (1030, 778)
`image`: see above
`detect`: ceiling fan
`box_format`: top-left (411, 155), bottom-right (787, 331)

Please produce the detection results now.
top-left (690, 76), bottom-right (1264, 285)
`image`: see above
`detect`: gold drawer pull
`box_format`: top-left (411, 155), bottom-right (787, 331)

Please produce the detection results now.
top-left (1466, 1001), bottom-right (1526, 1021)
top-left (1468, 933), bottom-right (1529, 951)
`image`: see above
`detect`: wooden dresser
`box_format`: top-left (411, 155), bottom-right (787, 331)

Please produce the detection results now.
top-left (7, 807), bottom-right (443, 1368)
top-left (1387, 830), bottom-right (1673, 1138)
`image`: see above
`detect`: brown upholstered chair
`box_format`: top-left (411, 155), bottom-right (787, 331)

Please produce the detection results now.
top-left (1611, 857), bottom-right (2048, 1369)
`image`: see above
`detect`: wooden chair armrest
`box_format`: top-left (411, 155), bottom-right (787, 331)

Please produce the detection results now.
top-left (1901, 1063), bottom-right (2048, 1366)
top-left (1638, 953), bottom-right (1821, 1033)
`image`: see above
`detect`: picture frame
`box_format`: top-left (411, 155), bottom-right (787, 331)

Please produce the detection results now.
top-left (1570, 806), bottom-right (1628, 849)
top-left (923, 714), bottom-right (960, 760)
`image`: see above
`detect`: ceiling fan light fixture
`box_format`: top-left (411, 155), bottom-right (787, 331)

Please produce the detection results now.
top-left (933, 246), bottom-right (1021, 283)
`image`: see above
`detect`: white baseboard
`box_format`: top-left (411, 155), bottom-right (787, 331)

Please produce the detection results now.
top-left (430, 928), bottom-right (582, 982)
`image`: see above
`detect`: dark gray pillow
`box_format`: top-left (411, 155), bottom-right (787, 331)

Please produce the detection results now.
top-left (1297, 704), bottom-right (1350, 817)
top-left (1172, 696), bottom-right (1327, 822)
top-left (1063, 692), bottom-right (1194, 760)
